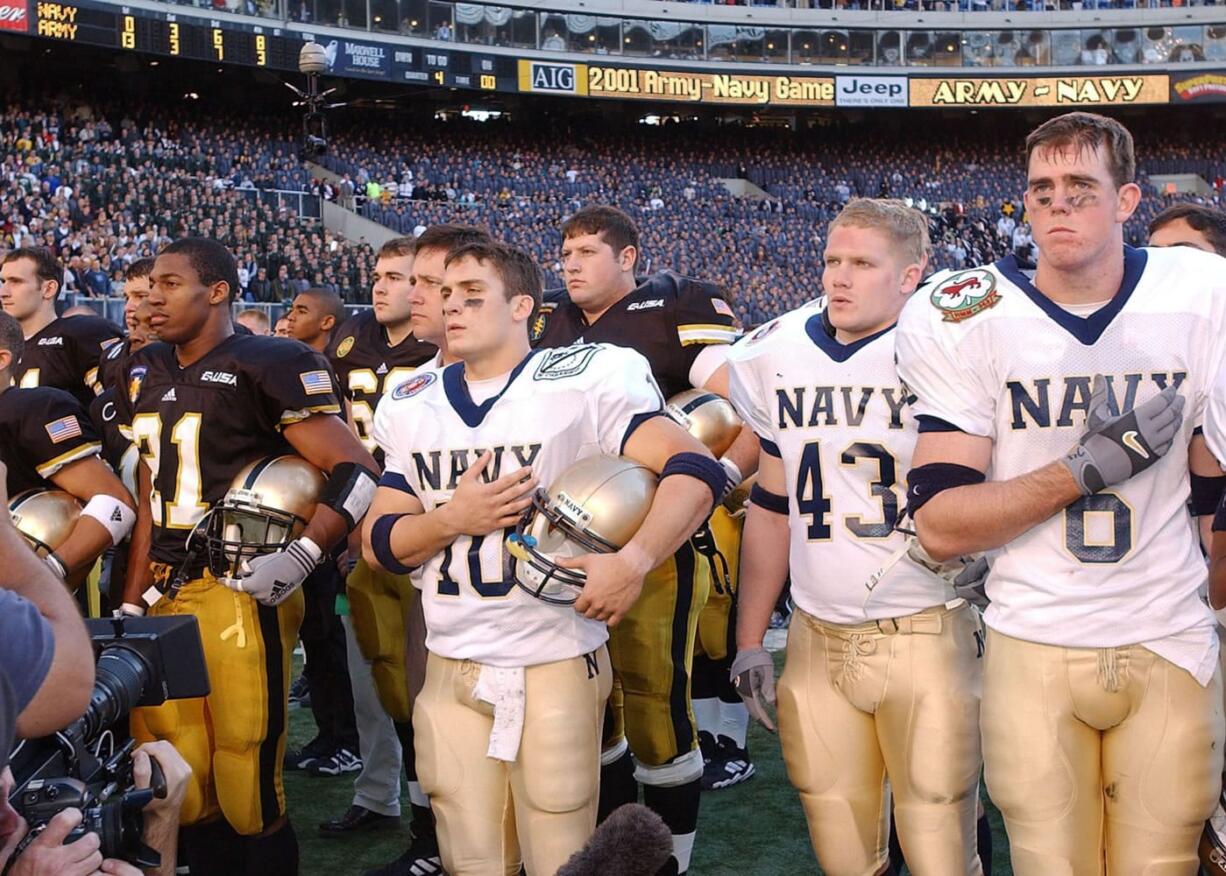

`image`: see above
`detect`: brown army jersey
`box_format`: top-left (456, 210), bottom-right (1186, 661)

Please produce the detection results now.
top-left (97, 336), bottom-right (131, 397)
top-left (89, 387), bottom-right (139, 494)
top-left (0, 386), bottom-right (102, 497)
top-left (15, 315), bottom-right (124, 408)
top-left (327, 309), bottom-right (437, 458)
top-left (531, 271), bottom-right (740, 398)
top-left (117, 334), bottom-right (341, 575)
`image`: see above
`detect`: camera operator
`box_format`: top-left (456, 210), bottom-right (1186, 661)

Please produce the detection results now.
top-left (0, 460), bottom-right (94, 741)
top-left (0, 740), bottom-right (190, 876)
top-left (0, 461), bottom-right (193, 876)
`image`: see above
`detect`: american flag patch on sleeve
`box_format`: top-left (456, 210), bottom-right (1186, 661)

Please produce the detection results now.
top-left (45, 416), bottom-right (82, 443)
top-left (711, 297), bottom-right (734, 317)
top-left (299, 370), bottom-right (333, 396)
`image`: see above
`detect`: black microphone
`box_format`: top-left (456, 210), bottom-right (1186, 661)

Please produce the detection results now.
top-left (556, 803), bottom-right (674, 876)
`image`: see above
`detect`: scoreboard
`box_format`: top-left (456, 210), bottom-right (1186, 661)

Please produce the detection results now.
top-left (33, 1), bottom-right (301, 68)
top-left (26, 0), bottom-right (520, 89)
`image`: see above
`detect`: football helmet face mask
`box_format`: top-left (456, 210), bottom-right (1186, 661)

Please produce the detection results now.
top-left (665, 389), bottom-right (742, 459)
top-left (9, 489), bottom-right (82, 557)
top-left (194, 455), bottom-right (325, 581)
top-left (507, 456), bottom-right (657, 605)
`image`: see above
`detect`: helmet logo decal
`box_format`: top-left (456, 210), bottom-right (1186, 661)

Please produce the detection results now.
top-left (552, 491), bottom-right (594, 529)
top-left (533, 345), bottom-right (599, 381)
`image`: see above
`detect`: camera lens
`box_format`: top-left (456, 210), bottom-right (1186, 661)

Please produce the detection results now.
top-left (79, 647), bottom-right (151, 741)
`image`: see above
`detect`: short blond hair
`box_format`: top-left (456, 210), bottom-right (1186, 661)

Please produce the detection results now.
top-left (828, 198), bottom-right (930, 266)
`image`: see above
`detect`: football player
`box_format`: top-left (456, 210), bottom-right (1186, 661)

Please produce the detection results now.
top-left (123, 258), bottom-right (156, 326)
top-left (1193, 206), bottom-right (1226, 872)
top-left (338, 226), bottom-right (490, 876)
top-left (98, 257), bottom-right (157, 397)
top-left (534, 205), bottom-right (756, 873)
top-left (0, 247), bottom-right (123, 407)
top-left (1148, 203), bottom-right (1226, 256)
top-left (286, 287), bottom-right (347, 354)
top-left (365, 240), bottom-right (721, 876)
top-left (323, 237), bottom-right (437, 866)
top-left (0, 311), bottom-right (136, 590)
top-left (116, 238), bottom-right (379, 874)
top-left (88, 302), bottom-right (155, 610)
top-left (236, 308), bottom-right (272, 336)
top-left (897, 112), bottom-right (1226, 873)
top-left (727, 199), bottom-right (986, 875)
top-left (280, 283), bottom-right (364, 779)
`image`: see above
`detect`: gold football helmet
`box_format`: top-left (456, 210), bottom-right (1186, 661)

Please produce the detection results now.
top-left (666, 389), bottom-right (742, 458)
top-left (506, 456), bottom-right (657, 604)
top-left (9, 489), bottom-right (82, 557)
top-left (196, 455), bottom-right (325, 580)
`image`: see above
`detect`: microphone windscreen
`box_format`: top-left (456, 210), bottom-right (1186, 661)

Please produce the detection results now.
top-left (556, 803), bottom-right (674, 876)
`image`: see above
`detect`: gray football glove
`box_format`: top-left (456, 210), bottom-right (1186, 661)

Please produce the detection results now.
top-left (729, 647), bottom-right (777, 732)
top-left (225, 537), bottom-right (322, 606)
top-left (953, 556), bottom-right (991, 609)
top-left (1061, 376), bottom-right (1184, 495)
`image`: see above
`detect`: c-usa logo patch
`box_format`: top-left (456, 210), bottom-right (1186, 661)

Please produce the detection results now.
top-left (391, 372), bottom-right (436, 400)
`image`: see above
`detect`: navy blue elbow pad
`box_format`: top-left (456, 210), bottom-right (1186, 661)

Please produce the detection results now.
top-left (1191, 474), bottom-right (1226, 517)
top-left (749, 483), bottom-right (789, 515)
top-left (906, 463), bottom-right (986, 515)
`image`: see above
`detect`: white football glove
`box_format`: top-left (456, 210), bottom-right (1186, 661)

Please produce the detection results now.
top-left (224, 537), bottom-right (321, 606)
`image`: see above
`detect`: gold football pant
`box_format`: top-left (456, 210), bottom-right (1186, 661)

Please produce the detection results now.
top-left (130, 572), bottom-right (304, 835)
top-left (346, 558), bottom-right (414, 722)
top-left (779, 604), bottom-right (984, 876)
top-left (983, 628), bottom-right (1224, 876)
top-left (414, 649), bottom-right (613, 876)
top-left (695, 507), bottom-right (742, 662)
top-left (605, 542), bottom-right (710, 774)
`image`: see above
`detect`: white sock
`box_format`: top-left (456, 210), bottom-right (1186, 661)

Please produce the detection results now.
top-left (692, 697), bottom-right (720, 736)
top-left (672, 831), bottom-right (696, 873)
top-left (718, 700), bottom-right (749, 749)
top-left (408, 780), bottom-right (430, 808)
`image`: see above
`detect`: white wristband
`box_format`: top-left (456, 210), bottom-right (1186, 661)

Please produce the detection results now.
top-left (118, 602), bottom-right (146, 617)
top-left (44, 553), bottom-right (67, 579)
top-left (82, 494), bottom-right (137, 546)
top-left (297, 536), bottom-right (324, 565)
top-left (1215, 605), bottom-right (1226, 630)
top-left (718, 456), bottom-right (743, 488)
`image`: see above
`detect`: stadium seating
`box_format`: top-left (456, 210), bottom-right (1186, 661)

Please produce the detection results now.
top-left (2, 99), bottom-right (1224, 326)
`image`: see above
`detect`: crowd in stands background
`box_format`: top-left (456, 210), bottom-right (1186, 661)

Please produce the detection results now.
top-left (2, 97), bottom-right (1224, 327)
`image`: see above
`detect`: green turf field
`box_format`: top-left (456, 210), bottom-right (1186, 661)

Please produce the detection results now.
top-left (285, 653), bottom-right (1014, 875)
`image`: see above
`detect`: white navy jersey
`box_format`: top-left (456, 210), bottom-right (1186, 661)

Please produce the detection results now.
top-left (728, 300), bottom-right (954, 624)
top-left (372, 343), bottom-right (665, 667)
top-left (897, 246), bottom-right (1226, 683)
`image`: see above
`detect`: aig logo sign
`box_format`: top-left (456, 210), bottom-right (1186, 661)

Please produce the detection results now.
top-left (519, 60), bottom-right (585, 95)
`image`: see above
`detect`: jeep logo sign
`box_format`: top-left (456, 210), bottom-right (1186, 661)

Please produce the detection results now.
top-left (519, 60), bottom-right (583, 94)
top-left (835, 76), bottom-right (907, 107)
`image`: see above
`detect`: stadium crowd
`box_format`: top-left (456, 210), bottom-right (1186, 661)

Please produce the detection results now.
top-left (2, 97), bottom-right (1224, 325)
